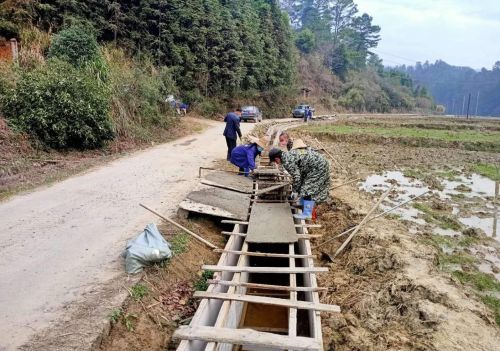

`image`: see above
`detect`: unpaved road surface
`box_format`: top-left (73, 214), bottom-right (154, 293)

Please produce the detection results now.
top-left (0, 120), bottom-right (254, 350)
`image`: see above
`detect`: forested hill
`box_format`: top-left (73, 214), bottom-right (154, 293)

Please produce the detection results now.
top-left (0, 0), bottom-right (294, 97)
top-left (279, 0), bottom-right (434, 113)
top-left (397, 61), bottom-right (500, 117)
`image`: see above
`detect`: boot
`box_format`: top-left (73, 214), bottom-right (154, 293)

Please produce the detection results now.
top-left (294, 199), bottom-right (315, 220)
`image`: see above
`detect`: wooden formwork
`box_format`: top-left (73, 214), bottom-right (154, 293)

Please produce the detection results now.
top-left (174, 126), bottom-right (338, 351)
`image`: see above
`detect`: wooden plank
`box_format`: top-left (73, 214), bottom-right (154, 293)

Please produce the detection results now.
top-left (221, 220), bottom-right (248, 225)
top-left (289, 243), bottom-right (297, 337)
top-left (173, 326), bottom-right (322, 351)
top-left (221, 232), bottom-right (321, 239)
top-left (193, 292), bottom-right (340, 313)
top-left (202, 265), bottom-right (328, 274)
top-left (221, 231), bottom-right (247, 237)
top-left (221, 220), bottom-right (321, 229)
top-left (213, 249), bottom-right (316, 259)
top-left (255, 183), bottom-right (289, 196)
top-left (207, 280), bottom-right (327, 292)
top-left (246, 202), bottom-right (298, 243)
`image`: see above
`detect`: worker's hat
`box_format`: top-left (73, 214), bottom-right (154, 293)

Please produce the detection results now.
top-left (248, 135), bottom-right (268, 149)
top-left (291, 138), bottom-right (308, 150)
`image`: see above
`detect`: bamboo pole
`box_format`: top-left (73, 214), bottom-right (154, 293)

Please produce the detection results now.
top-left (332, 185), bottom-right (394, 258)
top-left (139, 203), bottom-right (218, 249)
top-left (330, 178), bottom-right (360, 190)
top-left (312, 137), bottom-right (346, 172)
top-left (313, 190), bottom-right (429, 250)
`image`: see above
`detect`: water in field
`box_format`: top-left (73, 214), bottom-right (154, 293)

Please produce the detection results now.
top-left (359, 170), bottom-right (499, 240)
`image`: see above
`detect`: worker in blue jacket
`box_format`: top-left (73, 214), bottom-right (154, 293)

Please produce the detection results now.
top-left (223, 107), bottom-right (242, 160)
top-left (230, 136), bottom-right (267, 176)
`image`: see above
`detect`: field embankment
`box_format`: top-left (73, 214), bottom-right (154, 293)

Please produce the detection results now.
top-left (302, 116), bottom-right (500, 152)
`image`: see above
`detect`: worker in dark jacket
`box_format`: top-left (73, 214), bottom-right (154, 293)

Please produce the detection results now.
top-left (223, 107), bottom-right (242, 160)
top-left (230, 136), bottom-right (267, 176)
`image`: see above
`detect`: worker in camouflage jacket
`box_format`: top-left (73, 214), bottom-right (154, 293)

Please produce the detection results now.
top-left (268, 147), bottom-right (330, 203)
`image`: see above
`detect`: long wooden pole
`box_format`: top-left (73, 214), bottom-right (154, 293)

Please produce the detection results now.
top-left (332, 185), bottom-right (394, 258)
top-left (330, 178), bottom-right (360, 190)
top-left (313, 190), bottom-right (429, 249)
top-left (313, 137), bottom-right (346, 172)
top-left (139, 203), bottom-right (218, 249)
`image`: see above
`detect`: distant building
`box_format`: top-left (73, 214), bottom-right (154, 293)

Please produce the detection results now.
top-left (0, 37), bottom-right (19, 62)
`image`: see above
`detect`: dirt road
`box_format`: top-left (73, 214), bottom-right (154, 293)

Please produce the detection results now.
top-left (0, 120), bottom-right (254, 350)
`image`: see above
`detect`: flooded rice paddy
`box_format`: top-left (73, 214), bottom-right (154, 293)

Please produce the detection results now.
top-left (360, 170), bottom-right (499, 239)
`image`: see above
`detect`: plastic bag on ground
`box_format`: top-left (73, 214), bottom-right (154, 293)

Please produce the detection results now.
top-left (122, 223), bottom-right (172, 274)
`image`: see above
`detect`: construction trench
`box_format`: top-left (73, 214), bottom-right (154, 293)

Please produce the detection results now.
top-left (172, 121), bottom-right (339, 351)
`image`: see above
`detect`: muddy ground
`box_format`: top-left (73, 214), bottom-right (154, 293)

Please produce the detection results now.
top-left (100, 115), bottom-right (500, 351)
top-left (301, 116), bottom-right (500, 350)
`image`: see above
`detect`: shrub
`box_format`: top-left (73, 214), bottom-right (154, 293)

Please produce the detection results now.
top-left (48, 26), bottom-right (109, 83)
top-left (48, 26), bottom-right (100, 67)
top-left (295, 29), bottom-right (316, 54)
top-left (3, 59), bottom-right (113, 149)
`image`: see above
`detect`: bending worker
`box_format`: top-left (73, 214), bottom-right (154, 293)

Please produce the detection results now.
top-left (230, 136), bottom-right (267, 176)
top-left (268, 142), bottom-right (330, 218)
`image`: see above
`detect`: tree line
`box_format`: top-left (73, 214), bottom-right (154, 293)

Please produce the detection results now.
top-left (397, 60), bottom-right (500, 117)
top-left (1, 0), bottom-right (295, 98)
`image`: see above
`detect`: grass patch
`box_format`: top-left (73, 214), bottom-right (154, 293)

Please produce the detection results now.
top-left (472, 163), bottom-right (500, 181)
top-left (451, 193), bottom-right (466, 201)
top-left (452, 271), bottom-right (500, 292)
top-left (438, 252), bottom-right (478, 268)
top-left (194, 270), bottom-right (214, 291)
top-left (170, 232), bottom-right (190, 255)
top-left (306, 124), bottom-right (500, 143)
top-left (403, 168), bottom-right (424, 179)
top-left (481, 295), bottom-right (500, 326)
top-left (413, 203), bottom-right (462, 230)
top-left (435, 169), bottom-right (461, 181)
top-left (303, 124), bottom-right (500, 151)
top-left (130, 283), bottom-right (149, 301)
top-left (457, 236), bottom-right (480, 247)
top-left (109, 308), bottom-right (137, 331)
top-left (109, 308), bottom-right (123, 324)
top-left (421, 233), bottom-right (456, 249)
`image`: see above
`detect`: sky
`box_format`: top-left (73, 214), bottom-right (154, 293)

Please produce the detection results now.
top-left (355, 0), bottom-right (500, 70)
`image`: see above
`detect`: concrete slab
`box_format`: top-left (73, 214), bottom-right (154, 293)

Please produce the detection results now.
top-left (179, 187), bottom-right (251, 220)
top-left (202, 171), bottom-right (254, 194)
top-left (246, 202), bottom-right (298, 243)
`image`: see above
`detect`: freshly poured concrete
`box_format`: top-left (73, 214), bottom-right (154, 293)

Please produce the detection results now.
top-left (246, 202), bottom-right (297, 243)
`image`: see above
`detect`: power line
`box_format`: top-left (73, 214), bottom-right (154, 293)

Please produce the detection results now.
top-left (372, 49), bottom-right (419, 63)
